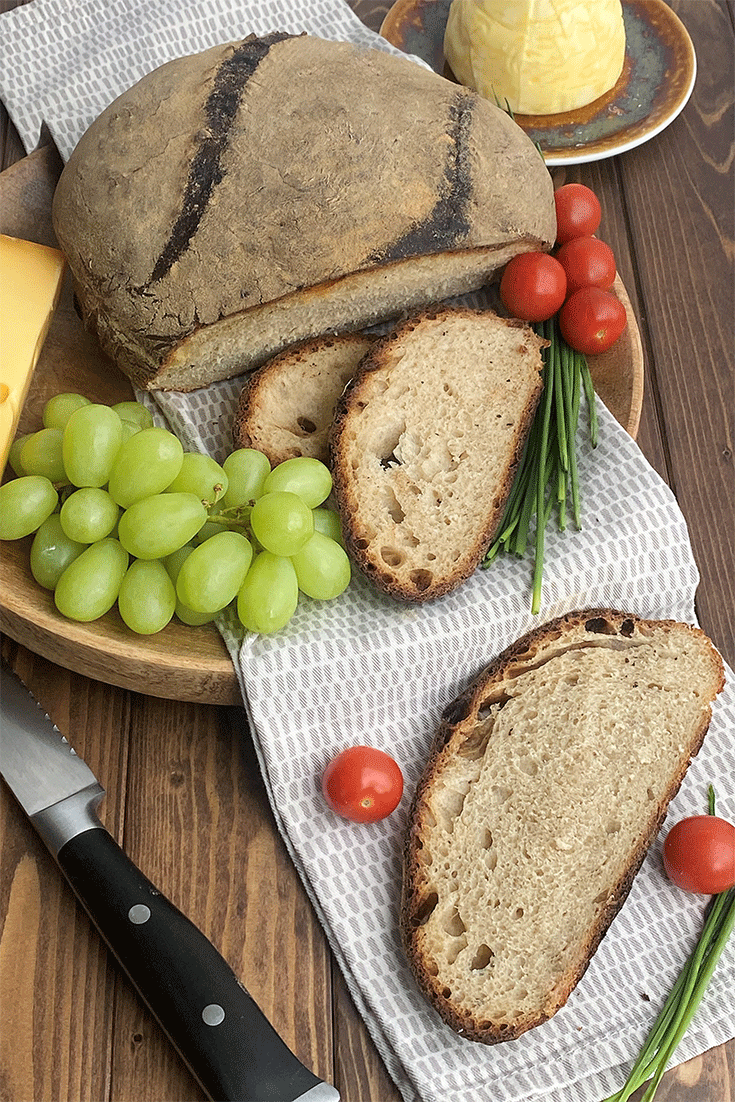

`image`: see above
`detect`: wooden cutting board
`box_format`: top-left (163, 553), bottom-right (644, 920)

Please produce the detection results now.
top-left (0, 145), bottom-right (643, 704)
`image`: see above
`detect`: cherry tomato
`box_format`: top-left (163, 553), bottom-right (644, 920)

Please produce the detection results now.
top-left (556, 236), bottom-right (617, 296)
top-left (663, 815), bottom-right (735, 894)
top-left (559, 286), bottom-right (627, 355)
top-left (322, 745), bottom-right (404, 822)
top-left (499, 252), bottom-right (567, 323)
top-left (554, 183), bottom-right (602, 243)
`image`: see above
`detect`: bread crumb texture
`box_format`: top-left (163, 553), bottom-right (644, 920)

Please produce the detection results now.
top-left (401, 609), bottom-right (724, 1042)
top-left (330, 307), bottom-right (543, 601)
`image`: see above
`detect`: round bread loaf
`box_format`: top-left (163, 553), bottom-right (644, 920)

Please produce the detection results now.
top-left (52, 32), bottom-right (556, 391)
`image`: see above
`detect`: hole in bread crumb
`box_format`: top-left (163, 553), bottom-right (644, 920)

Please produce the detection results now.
top-left (380, 546), bottom-right (405, 567)
top-left (482, 829), bottom-right (493, 849)
top-left (585, 616), bottom-right (617, 635)
top-left (621, 618), bottom-right (635, 636)
top-left (646, 787), bottom-right (656, 801)
top-left (513, 907), bottom-right (524, 919)
top-left (409, 569), bottom-right (434, 592)
top-left (382, 490), bottom-right (405, 524)
top-left (491, 786), bottom-right (513, 805)
top-left (412, 892), bottom-right (438, 926)
top-left (296, 416), bottom-right (317, 435)
top-left (606, 820), bottom-right (621, 834)
top-left (443, 908), bottom-right (466, 937)
top-left (458, 725), bottom-right (493, 760)
top-left (446, 935), bottom-right (468, 964)
top-left (519, 758), bottom-right (538, 776)
top-left (594, 889), bottom-right (610, 905)
top-left (471, 944), bottom-right (495, 970)
top-left (425, 961), bottom-right (439, 976)
top-left (441, 987), bottom-right (452, 999)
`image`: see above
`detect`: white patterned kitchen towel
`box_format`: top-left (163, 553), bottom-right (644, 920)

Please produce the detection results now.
top-left (1, 3), bottom-right (733, 1101)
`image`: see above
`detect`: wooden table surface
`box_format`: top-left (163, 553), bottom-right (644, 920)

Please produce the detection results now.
top-left (1, 2), bottom-right (733, 1100)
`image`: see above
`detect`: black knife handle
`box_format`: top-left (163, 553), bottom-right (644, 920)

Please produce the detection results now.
top-left (56, 826), bottom-right (338, 1102)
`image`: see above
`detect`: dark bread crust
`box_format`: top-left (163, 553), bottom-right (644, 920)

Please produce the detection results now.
top-left (51, 33), bottom-right (555, 390)
top-left (329, 306), bottom-right (544, 601)
top-left (401, 608), bottom-right (725, 1043)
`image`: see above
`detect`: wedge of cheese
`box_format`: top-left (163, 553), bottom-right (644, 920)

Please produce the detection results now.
top-left (444, 0), bottom-right (626, 116)
top-left (0, 235), bottom-right (66, 474)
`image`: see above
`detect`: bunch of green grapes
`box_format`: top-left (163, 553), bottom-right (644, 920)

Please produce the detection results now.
top-left (1, 393), bottom-right (351, 635)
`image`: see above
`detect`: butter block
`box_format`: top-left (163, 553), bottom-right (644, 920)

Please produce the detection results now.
top-left (0, 234), bottom-right (66, 474)
top-left (445, 0), bottom-right (626, 116)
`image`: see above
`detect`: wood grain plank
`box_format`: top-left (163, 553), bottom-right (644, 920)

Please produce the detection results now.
top-left (613, 0), bottom-right (735, 665)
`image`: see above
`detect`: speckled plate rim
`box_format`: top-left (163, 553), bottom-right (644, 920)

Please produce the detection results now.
top-left (380, 0), bottom-right (697, 165)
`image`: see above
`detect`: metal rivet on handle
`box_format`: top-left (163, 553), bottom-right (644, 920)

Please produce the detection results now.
top-left (202, 1004), bottom-right (225, 1026)
top-left (128, 904), bottom-right (151, 924)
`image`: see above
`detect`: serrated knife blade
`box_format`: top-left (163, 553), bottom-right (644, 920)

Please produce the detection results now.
top-left (0, 665), bottom-right (339, 1102)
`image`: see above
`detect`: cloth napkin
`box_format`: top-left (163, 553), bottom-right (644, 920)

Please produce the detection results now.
top-left (2, 3), bottom-right (733, 1101)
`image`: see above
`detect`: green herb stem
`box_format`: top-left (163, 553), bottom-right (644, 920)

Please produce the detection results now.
top-left (603, 883), bottom-right (735, 1102)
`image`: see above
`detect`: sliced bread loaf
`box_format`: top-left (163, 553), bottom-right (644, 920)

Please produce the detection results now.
top-left (232, 333), bottom-right (374, 466)
top-left (329, 306), bottom-right (545, 602)
top-left (51, 33), bottom-right (555, 391)
top-left (401, 609), bottom-right (725, 1043)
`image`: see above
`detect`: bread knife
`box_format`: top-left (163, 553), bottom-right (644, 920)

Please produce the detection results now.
top-left (0, 666), bottom-right (339, 1102)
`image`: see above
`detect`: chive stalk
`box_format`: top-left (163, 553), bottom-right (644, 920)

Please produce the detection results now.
top-left (603, 787), bottom-right (735, 1102)
top-left (483, 316), bottom-right (596, 611)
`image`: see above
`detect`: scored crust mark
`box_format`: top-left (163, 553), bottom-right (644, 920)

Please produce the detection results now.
top-left (146, 31), bottom-right (294, 286)
top-left (368, 91), bottom-right (474, 265)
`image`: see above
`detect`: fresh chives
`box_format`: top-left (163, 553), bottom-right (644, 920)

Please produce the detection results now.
top-left (483, 315), bottom-right (595, 611)
top-left (603, 787), bottom-right (735, 1102)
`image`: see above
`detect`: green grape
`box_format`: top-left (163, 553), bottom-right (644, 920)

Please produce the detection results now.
top-left (30, 514), bottom-right (86, 590)
top-left (312, 506), bottom-right (343, 545)
top-left (250, 491), bottom-right (313, 556)
top-left (176, 530), bottom-right (253, 614)
top-left (165, 452), bottom-right (228, 504)
top-left (7, 433), bottom-right (33, 476)
top-left (175, 601), bottom-right (217, 626)
top-left (43, 392), bottom-right (91, 430)
top-left (263, 456), bottom-right (332, 508)
top-left (107, 426), bottom-right (184, 507)
top-left (54, 538), bottom-right (128, 622)
top-left (117, 492), bottom-right (207, 559)
top-left (119, 418), bottom-right (142, 442)
top-left (62, 403), bottom-right (123, 487)
top-left (237, 552), bottom-right (298, 634)
top-left (291, 531), bottom-right (351, 600)
top-left (0, 475), bottom-right (58, 540)
top-left (60, 487), bottom-right (119, 543)
top-left (163, 542), bottom-right (196, 584)
top-left (19, 428), bottom-right (67, 483)
top-left (117, 559), bottom-right (176, 635)
top-left (222, 448), bottom-right (271, 508)
top-left (111, 401), bottom-right (154, 431)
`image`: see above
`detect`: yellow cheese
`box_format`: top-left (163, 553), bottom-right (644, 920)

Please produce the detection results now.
top-left (0, 234), bottom-right (66, 474)
top-left (444, 0), bottom-right (626, 116)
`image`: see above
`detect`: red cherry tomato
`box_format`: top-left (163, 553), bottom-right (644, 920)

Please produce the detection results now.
top-left (322, 746), bottom-right (404, 823)
top-left (559, 286), bottom-right (627, 354)
top-left (499, 252), bottom-right (567, 323)
top-left (556, 236), bottom-right (617, 296)
top-left (663, 815), bottom-right (735, 894)
top-left (554, 183), bottom-right (602, 243)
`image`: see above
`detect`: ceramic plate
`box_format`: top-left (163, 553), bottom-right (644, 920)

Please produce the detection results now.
top-left (380, 0), bottom-right (696, 165)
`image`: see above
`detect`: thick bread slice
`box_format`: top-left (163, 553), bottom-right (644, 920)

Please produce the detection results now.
top-left (232, 333), bottom-right (374, 466)
top-left (401, 609), bottom-right (725, 1043)
top-left (329, 307), bottom-right (544, 602)
top-left (51, 33), bottom-right (555, 391)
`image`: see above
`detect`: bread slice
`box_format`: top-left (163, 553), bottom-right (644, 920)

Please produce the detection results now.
top-left (232, 333), bottom-right (374, 466)
top-left (51, 33), bottom-right (555, 391)
top-left (329, 306), bottom-right (545, 602)
top-left (401, 609), bottom-right (725, 1043)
